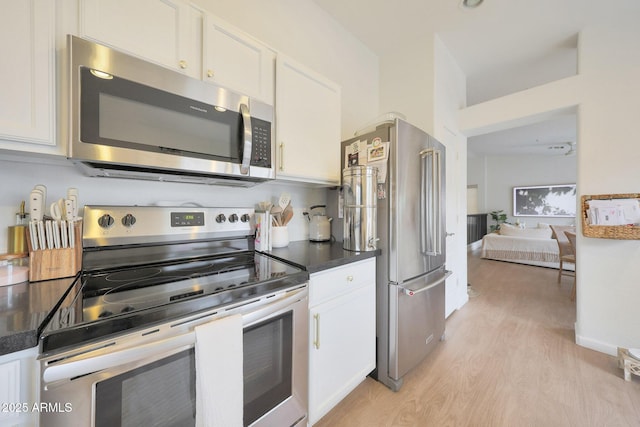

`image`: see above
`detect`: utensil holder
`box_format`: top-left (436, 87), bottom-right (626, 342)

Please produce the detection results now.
top-left (25, 221), bottom-right (82, 282)
top-left (271, 226), bottom-right (289, 248)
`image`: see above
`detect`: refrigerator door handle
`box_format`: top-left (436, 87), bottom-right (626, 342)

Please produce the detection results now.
top-left (420, 148), bottom-right (442, 256)
top-left (399, 270), bottom-right (452, 296)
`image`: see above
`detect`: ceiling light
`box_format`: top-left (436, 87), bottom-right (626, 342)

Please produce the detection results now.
top-left (461, 0), bottom-right (484, 8)
top-left (90, 69), bottom-right (113, 80)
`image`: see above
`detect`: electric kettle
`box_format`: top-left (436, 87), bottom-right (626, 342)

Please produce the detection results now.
top-left (304, 205), bottom-right (333, 242)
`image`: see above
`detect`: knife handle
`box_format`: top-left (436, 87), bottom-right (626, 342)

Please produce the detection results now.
top-left (30, 191), bottom-right (44, 222)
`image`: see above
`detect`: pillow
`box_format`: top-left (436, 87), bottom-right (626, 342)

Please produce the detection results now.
top-left (500, 223), bottom-right (552, 239)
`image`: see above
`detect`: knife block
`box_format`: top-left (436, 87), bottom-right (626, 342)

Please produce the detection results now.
top-left (25, 221), bottom-right (82, 282)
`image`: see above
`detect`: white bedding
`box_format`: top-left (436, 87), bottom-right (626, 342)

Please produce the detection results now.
top-left (480, 233), bottom-right (573, 269)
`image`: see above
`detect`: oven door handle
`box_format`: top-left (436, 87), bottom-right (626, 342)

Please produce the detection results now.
top-left (43, 332), bottom-right (195, 384)
top-left (43, 286), bottom-right (308, 384)
top-left (241, 286), bottom-right (308, 327)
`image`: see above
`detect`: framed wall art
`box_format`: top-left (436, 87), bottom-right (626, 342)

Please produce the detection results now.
top-left (513, 184), bottom-right (577, 217)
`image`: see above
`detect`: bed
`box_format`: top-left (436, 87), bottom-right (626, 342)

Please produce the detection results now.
top-left (480, 223), bottom-right (574, 270)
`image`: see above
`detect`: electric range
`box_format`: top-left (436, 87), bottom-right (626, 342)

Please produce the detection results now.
top-left (39, 205), bottom-right (307, 355)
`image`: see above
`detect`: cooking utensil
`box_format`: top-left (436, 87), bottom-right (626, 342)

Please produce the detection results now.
top-left (37, 221), bottom-right (46, 250)
top-left (67, 188), bottom-right (79, 221)
top-left (68, 221), bottom-right (75, 248)
top-left (30, 188), bottom-right (45, 222)
top-left (60, 220), bottom-right (68, 248)
top-left (257, 201), bottom-right (272, 212)
top-left (50, 201), bottom-right (63, 221)
top-left (278, 193), bottom-right (291, 210)
top-left (35, 184), bottom-right (47, 205)
top-left (281, 205), bottom-right (294, 226)
top-left (53, 221), bottom-right (61, 249)
top-left (45, 220), bottom-right (54, 250)
top-left (270, 206), bottom-right (283, 226)
top-left (28, 221), bottom-right (38, 251)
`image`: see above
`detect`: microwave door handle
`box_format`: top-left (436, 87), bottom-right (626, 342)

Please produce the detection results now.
top-left (240, 103), bottom-right (252, 175)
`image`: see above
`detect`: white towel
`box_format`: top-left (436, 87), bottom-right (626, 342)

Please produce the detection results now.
top-left (195, 314), bottom-right (244, 427)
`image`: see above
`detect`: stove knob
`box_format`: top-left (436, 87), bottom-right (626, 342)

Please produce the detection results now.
top-left (122, 213), bottom-right (137, 227)
top-left (241, 214), bottom-right (251, 223)
top-left (98, 214), bottom-right (115, 229)
top-left (229, 214), bottom-right (239, 223)
top-left (216, 214), bottom-right (226, 223)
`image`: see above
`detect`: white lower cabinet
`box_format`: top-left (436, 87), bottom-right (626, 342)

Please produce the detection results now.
top-left (308, 258), bottom-right (376, 425)
top-left (0, 347), bottom-right (39, 427)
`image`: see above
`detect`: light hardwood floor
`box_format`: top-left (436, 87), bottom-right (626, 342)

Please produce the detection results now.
top-left (315, 250), bottom-right (640, 426)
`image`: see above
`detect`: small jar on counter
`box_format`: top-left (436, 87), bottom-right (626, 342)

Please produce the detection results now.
top-left (0, 254), bottom-right (29, 287)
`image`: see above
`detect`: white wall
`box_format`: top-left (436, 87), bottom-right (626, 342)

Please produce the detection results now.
top-left (467, 154), bottom-right (487, 212)
top-left (379, 36), bottom-right (435, 134)
top-left (0, 153), bottom-right (329, 248)
top-left (434, 36), bottom-right (469, 317)
top-left (458, 21), bottom-right (640, 356)
top-left (575, 22), bottom-right (640, 354)
top-left (0, 0), bottom-right (379, 252)
top-left (480, 154), bottom-right (577, 227)
top-left (375, 35), bottom-right (469, 316)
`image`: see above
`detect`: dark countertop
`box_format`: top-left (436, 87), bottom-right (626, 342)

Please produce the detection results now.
top-left (0, 276), bottom-right (75, 355)
top-left (264, 240), bottom-right (380, 274)
top-left (0, 241), bottom-right (377, 356)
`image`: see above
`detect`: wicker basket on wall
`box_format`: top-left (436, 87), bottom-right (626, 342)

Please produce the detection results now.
top-left (582, 194), bottom-right (640, 239)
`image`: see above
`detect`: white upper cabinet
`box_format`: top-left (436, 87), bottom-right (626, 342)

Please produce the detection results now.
top-left (275, 55), bottom-right (341, 185)
top-left (203, 14), bottom-right (275, 103)
top-left (0, 0), bottom-right (55, 151)
top-left (79, 0), bottom-right (202, 79)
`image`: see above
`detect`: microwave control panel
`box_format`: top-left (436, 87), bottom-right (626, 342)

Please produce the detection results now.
top-left (251, 118), bottom-right (272, 168)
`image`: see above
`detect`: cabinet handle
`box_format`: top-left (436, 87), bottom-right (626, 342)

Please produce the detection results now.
top-left (346, 275), bottom-right (354, 282)
top-left (313, 313), bottom-right (320, 349)
top-left (279, 143), bottom-right (285, 171)
top-left (207, 69), bottom-right (214, 78)
top-left (178, 60), bottom-right (188, 69)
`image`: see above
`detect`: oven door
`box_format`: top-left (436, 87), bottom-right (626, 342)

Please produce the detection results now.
top-left (39, 287), bottom-right (308, 427)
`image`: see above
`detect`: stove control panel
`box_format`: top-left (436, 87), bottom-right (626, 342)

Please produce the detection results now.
top-left (83, 206), bottom-right (256, 247)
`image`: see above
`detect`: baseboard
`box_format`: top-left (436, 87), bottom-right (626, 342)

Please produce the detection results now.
top-left (575, 329), bottom-right (618, 356)
top-left (467, 240), bottom-right (482, 252)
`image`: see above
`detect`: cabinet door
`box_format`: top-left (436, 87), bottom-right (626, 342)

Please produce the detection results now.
top-left (276, 55), bottom-right (341, 185)
top-left (0, 0), bottom-right (55, 148)
top-left (308, 283), bottom-right (376, 425)
top-left (202, 14), bottom-right (275, 103)
top-left (0, 347), bottom-right (39, 426)
top-left (80, 0), bottom-right (202, 78)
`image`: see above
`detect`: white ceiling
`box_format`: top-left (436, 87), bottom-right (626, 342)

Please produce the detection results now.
top-left (312, 0), bottom-right (639, 156)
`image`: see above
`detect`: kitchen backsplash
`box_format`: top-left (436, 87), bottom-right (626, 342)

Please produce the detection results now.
top-left (0, 155), bottom-right (327, 253)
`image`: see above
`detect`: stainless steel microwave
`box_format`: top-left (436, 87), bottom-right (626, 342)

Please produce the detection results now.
top-left (65, 35), bottom-right (274, 187)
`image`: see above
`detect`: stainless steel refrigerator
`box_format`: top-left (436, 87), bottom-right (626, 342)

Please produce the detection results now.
top-left (341, 118), bottom-right (450, 392)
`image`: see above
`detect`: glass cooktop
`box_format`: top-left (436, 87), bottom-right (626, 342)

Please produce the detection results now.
top-left (40, 252), bottom-right (308, 354)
